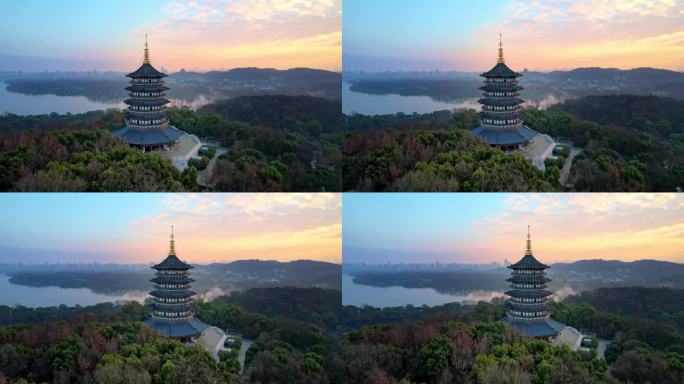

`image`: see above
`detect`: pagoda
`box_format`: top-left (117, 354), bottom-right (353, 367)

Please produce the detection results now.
top-left (144, 226), bottom-right (208, 342)
top-left (470, 35), bottom-right (539, 150)
top-left (113, 35), bottom-right (184, 152)
top-left (502, 226), bottom-right (562, 339)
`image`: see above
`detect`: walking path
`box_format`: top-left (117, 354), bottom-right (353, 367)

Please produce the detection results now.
top-left (196, 146), bottom-right (228, 187)
top-left (560, 145), bottom-right (582, 187)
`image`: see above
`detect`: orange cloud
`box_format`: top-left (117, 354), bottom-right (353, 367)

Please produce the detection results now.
top-left (470, 0), bottom-right (684, 70)
top-left (86, 193), bottom-right (342, 264)
top-left (124, 0), bottom-right (341, 71)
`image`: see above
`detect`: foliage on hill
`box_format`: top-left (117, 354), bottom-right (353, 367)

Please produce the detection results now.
top-left (343, 302), bottom-right (613, 384)
top-left (343, 287), bottom-right (684, 384)
top-left (168, 95), bottom-right (342, 191)
top-left (526, 95), bottom-right (684, 191)
top-left (343, 110), bottom-right (556, 191)
top-left (0, 111), bottom-right (192, 191)
top-left (0, 288), bottom-right (344, 384)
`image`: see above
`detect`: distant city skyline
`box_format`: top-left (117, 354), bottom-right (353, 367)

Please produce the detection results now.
top-left (0, 193), bottom-right (341, 264)
top-left (343, 193), bottom-right (684, 265)
top-left (344, 0), bottom-right (684, 72)
top-left (1, 0), bottom-right (341, 72)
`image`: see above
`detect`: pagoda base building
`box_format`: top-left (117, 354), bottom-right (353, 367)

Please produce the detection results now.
top-left (501, 227), bottom-right (563, 340)
top-left (471, 36), bottom-right (555, 168)
top-left (144, 227), bottom-right (208, 343)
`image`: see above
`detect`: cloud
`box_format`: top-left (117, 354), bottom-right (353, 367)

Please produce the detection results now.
top-left (466, 193), bottom-right (684, 263)
top-left (471, 0), bottom-right (684, 70)
top-left (130, 0), bottom-right (341, 71)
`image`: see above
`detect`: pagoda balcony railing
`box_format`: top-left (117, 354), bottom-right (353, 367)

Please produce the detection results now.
top-left (482, 107), bottom-right (522, 113)
top-left (481, 119), bottom-right (522, 126)
top-left (125, 119), bottom-right (169, 125)
top-left (509, 300), bottom-right (548, 306)
top-left (153, 310), bottom-right (192, 318)
top-left (511, 284), bottom-right (547, 289)
top-left (511, 269), bottom-right (546, 275)
top-left (156, 269), bottom-right (189, 275)
top-left (151, 314), bottom-right (193, 322)
top-left (483, 92), bottom-right (521, 98)
top-left (484, 78), bottom-right (517, 83)
top-left (152, 296), bottom-right (193, 303)
top-left (480, 123), bottom-right (525, 130)
top-left (153, 300), bottom-right (192, 307)
top-left (132, 78), bottom-right (162, 84)
top-left (125, 123), bottom-right (171, 130)
top-left (129, 93), bottom-right (166, 98)
top-left (154, 283), bottom-right (191, 289)
top-left (128, 106), bottom-right (166, 112)
top-left (505, 312), bottom-right (551, 321)
top-left (127, 109), bottom-right (168, 116)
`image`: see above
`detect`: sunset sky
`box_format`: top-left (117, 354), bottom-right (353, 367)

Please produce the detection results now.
top-left (343, 193), bottom-right (684, 265)
top-left (0, 193), bottom-right (341, 264)
top-left (0, 0), bottom-right (341, 72)
top-left (344, 0), bottom-right (684, 71)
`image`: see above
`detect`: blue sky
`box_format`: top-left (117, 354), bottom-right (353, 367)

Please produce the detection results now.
top-left (0, 193), bottom-right (341, 264)
top-left (343, 0), bottom-right (684, 71)
top-left (0, 0), bottom-right (342, 71)
top-left (343, 193), bottom-right (684, 265)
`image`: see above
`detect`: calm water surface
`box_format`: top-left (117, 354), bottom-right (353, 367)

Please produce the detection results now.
top-left (342, 82), bottom-right (479, 115)
top-left (342, 274), bottom-right (504, 308)
top-left (0, 82), bottom-right (124, 115)
top-left (0, 274), bottom-right (147, 307)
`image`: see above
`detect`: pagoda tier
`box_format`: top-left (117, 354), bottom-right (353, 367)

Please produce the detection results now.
top-left (144, 227), bottom-right (208, 342)
top-left (470, 35), bottom-right (539, 150)
top-left (113, 37), bottom-right (183, 151)
top-left (502, 227), bottom-right (562, 339)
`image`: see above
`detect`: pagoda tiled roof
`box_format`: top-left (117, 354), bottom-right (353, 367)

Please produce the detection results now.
top-left (125, 84), bottom-right (169, 92)
top-left (505, 289), bottom-right (553, 298)
top-left (502, 316), bottom-right (563, 338)
top-left (479, 84), bottom-right (523, 92)
top-left (144, 317), bottom-right (208, 338)
top-left (124, 111), bottom-right (169, 121)
top-left (150, 289), bottom-right (196, 298)
top-left (150, 303), bottom-right (192, 313)
top-left (478, 97), bottom-right (525, 106)
top-left (151, 255), bottom-right (193, 270)
top-left (127, 63), bottom-right (167, 78)
top-left (508, 254), bottom-right (549, 270)
top-left (470, 125), bottom-right (538, 146)
top-left (150, 275), bottom-right (195, 284)
top-left (481, 63), bottom-right (522, 78)
top-left (124, 98), bottom-right (171, 107)
top-left (112, 125), bottom-right (184, 146)
top-left (479, 112), bottom-right (522, 121)
top-left (507, 302), bottom-right (549, 313)
top-left (506, 276), bottom-right (551, 284)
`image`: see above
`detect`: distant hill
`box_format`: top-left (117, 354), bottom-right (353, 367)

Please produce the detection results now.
top-left (550, 259), bottom-right (684, 288)
top-left (541, 67), bottom-right (684, 87)
top-left (4, 67), bottom-right (341, 103)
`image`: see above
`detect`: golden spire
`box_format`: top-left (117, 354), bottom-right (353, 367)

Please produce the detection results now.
top-left (169, 225), bottom-right (176, 256)
top-left (525, 225), bottom-right (533, 256)
top-left (143, 34), bottom-right (150, 65)
top-left (498, 33), bottom-right (505, 64)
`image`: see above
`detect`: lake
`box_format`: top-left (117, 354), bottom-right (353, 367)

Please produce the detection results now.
top-left (342, 82), bottom-right (479, 116)
top-left (342, 274), bottom-right (504, 308)
top-left (0, 82), bottom-right (125, 115)
top-left (0, 274), bottom-right (148, 307)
